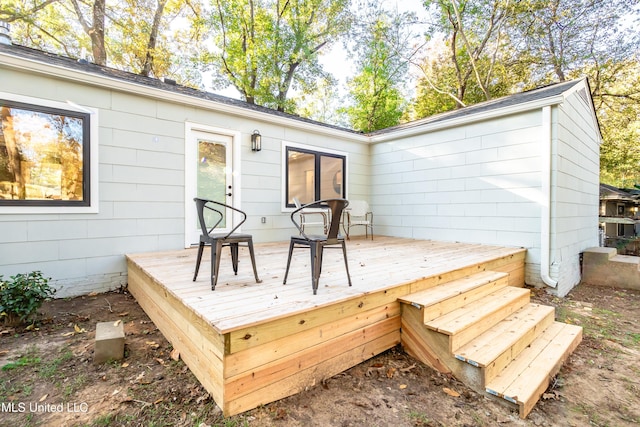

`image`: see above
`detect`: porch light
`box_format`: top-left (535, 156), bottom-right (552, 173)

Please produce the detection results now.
top-left (251, 130), bottom-right (262, 152)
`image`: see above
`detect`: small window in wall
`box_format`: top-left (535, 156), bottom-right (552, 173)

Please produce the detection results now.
top-left (617, 204), bottom-right (625, 215)
top-left (284, 144), bottom-right (346, 208)
top-left (0, 95), bottom-right (96, 212)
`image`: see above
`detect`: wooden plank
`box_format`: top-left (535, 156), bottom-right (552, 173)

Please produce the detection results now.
top-left (225, 288), bottom-right (407, 353)
top-left (224, 331), bottom-right (400, 416)
top-left (127, 263), bottom-right (225, 405)
top-left (500, 323), bottom-right (582, 418)
top-left (455, 304), bottom-right (555, 385)
top-left (127, 260), bottom-right (227, 358)
top-left (225, 303), bottom-right (400, 377)
top-left (399, 271), bottom-right (509, 322)
top-left (400, 305), bottom-right (451, 374)
top-left (485, 321), bottom-right (583, 418)
top-left (426, 287), bottom-right (531, 352)
top-left (224, 315), bottom-right (401, 401)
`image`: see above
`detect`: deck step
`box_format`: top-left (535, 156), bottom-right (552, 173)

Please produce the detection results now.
top-left (485, 321), bottom-right (583, 418)
top-left (454, 303), bottom-right (556, 385)
top-left (399, 271), bottom-right (509, 322)
top-left (425, 286), bottom-right (531, 352)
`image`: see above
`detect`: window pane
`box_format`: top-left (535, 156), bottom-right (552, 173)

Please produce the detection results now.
top-left (0, 104), bottom-right (85, 202)
top-left (320, 155), bottom-right (344, 199)
top-left (197, 139), bottom-right (227, 229)
top-left (288, 150), bottom-right (315, 204)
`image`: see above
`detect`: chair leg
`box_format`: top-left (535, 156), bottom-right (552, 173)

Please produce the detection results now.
top-left (310, 242), bottom-right (323, 295)
top-left (283, 240), bottom-right (295, 284)
top-left (193, 242), bottom-right (205, 281)
top-left (230, 243), bottom-right (239, 275)
top-left (247, 239), bottom-right (261, 283)
top-left (211, 240), bottom-right (224, 291)
top-left (341, 241), bottom-right (352, 287)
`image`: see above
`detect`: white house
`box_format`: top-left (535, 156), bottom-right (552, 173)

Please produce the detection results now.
top-left (0, 41), bottom-right (601, 298)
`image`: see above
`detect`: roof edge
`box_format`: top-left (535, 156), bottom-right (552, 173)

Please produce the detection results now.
top-left (0, 47), bottom-right (369, 143)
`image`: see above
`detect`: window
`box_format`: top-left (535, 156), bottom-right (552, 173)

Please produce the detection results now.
top-left (618, 223), bottom-right (625, 237)
top-left (617, 204), bottom-right (625, 215)
top-left (284, 144), bottom-right (346, 208)
top-left (0, 94), bottom-right (97, 212)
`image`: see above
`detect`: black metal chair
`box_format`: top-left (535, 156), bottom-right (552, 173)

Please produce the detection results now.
top-left (192, 197), bottom-right (261, 290)
top-left (283, 198), bottom-right (352, 295)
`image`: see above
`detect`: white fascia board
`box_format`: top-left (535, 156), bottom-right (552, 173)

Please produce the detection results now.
top-left (0, 51), bottom-right (370, 144)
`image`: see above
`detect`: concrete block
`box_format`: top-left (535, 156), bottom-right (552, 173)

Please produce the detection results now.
top-left (94, 321), bottom-right (125, 364)
top-left (582, 247), bottom-right (640, 290)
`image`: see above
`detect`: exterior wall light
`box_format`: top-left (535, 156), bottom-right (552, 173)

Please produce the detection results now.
top-left (251, 130), bottom-right (262, 152)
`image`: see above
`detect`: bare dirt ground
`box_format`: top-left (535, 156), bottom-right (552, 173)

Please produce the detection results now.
top-left (1, 283), bottom-right (639, 427)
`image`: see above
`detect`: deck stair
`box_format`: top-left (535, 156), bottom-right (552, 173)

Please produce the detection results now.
top-left (399, 271), bottom-right (582, 418)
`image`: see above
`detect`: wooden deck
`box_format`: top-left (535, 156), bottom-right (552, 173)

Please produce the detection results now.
top-left (126, 237), bottom-right (526, 416)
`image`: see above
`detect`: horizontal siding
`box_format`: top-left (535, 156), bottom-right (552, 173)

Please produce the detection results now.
top-left (551, 90), bottom-right (600, 295)
top-left (0, 61), bottom-right (599, 298)
top-left (0, 66), bottom-right (369, 296)
top-left (372, 111), bottom-right (544, 261)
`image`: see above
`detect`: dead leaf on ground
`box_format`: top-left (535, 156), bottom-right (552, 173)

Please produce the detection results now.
top-left (74, 324), bottom-right (86, 333)
top-left (170, 348), bottom-right (180, 361)
top-left (155, 358), bottom-right (165, 365)
top-left (399, 384), bottom-right (408, 389)
top-left (39, 394), bottom-right (48, 402)
top-left (118, 312), bottom-right (129, 317)
top-left (443, 387), bottom-right (460, 397)
top-left (386, 367), bottom-right (396, 378)
top-left (146, 341), bottom-right (160, 349)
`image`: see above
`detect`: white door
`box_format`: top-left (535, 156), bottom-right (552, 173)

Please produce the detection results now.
top-left (185, 126), bottom-right (238, 247)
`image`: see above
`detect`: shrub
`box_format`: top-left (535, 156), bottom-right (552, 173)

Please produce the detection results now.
top-left (0, 271), bottom-right (55, 326)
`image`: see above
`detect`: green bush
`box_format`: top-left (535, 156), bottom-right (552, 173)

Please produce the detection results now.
top-left (0, 271), bottom-right (55, 326)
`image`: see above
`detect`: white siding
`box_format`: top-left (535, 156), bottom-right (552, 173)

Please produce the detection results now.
top-left (0, 57), bottom-right (599, 298)
top-left (0, 66), bottom-right (369, 296)
top-left (372, 110), bottom-right (544, 254)
top-left (550, 88), bottom-right (600, 296)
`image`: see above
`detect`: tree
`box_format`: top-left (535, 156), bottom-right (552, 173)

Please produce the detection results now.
top-left (343, 3), bottom-right (418, 132)
top-left (508, 0), bottom-right (640, 186)
top-left (411, 0), bottom-right (519, 114)
top-left (202, 0), bottom-right (351, 112)
top-left (1, 0), bottom-right (195, 81)
top-left (294, 75), bottom-right (349, 127)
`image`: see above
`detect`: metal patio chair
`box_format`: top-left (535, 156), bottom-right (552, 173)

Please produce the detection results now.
top-left (293, 197), bottom-right (330, 234)
top-left (192, 197), bottom-right (261, 290)
top-left (283, 198), bottom-right (352, 295)
top-left (345, 199), bottom-right (373, 240)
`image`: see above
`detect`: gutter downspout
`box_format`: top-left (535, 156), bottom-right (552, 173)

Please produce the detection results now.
top-left (541, 106), bottom-right (558, 288)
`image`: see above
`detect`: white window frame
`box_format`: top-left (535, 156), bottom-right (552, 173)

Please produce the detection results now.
top-left (0, 92), bottom-right (99, 214)
top-left (184, 122), bottom-right (241, 248)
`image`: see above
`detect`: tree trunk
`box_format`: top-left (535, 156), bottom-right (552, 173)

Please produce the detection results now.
top-left (0, 106), bottom-right (26, 199)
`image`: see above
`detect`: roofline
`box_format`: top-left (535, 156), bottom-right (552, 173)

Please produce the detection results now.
top-left (1, 48), bottom-right (599, 146)
top-left (0, 49), bottom-right (370, 143)
top-left (367, 94), bottom-right (566, 143)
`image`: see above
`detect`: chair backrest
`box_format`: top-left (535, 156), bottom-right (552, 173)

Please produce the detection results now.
top-left (348, 200), bottom-right (370, 217)
top-left (194, 197), bottom-right (247, 238)
top-left (291, 198), bottom-right (348, 242)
